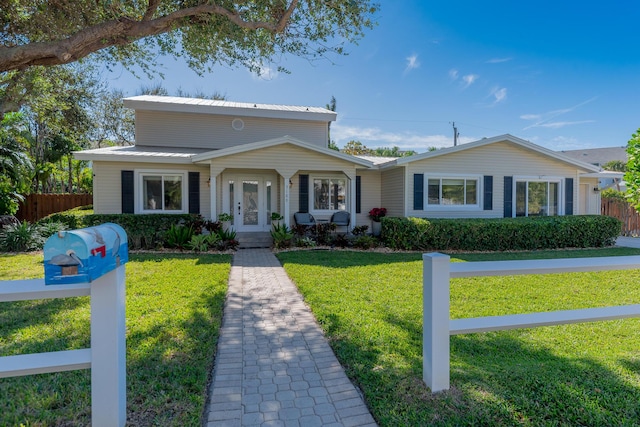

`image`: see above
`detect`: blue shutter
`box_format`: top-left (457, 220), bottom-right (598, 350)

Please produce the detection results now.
top-left (299, 175), bottom-right (309, 213)
top-left (121, 170), bottom-right (134, 214)
top-left (356, 176), bottom-right (361, 214)
top-left (188, 172), bottom-right (200, 214)
top-left (413, 174), bottom-right (424, 210)
top-left (565, 178), bottom-right (574, 215)
top-left (503, 176), bottom-right (513, 217)
top-left (483, 176), bottom-right (493, 211)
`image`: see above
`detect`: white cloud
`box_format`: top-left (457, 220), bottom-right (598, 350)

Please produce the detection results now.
top-left (461, 74), bottom-right (479, 89)
top-left (404, 54), bottom-right (420, 74)
top-left (537, 120), bottom-right (595, 129)
top-left (331, 123), bottom-right (476, 152)
top-left (486, 57), bottom-right (513, 64)
top-left (521, 97), bottom-right (598, 130)
top-left (249, 62), bottom-right (279, 80)
top-left (449, 69), bottom-right (459, 80)
top-left (520, 114), bottom-right (541, 120)
top-left (490, 87), bottom-right (507, 105)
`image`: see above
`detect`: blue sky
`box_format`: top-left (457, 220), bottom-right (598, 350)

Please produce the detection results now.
top-left (104, 1), bottom-right (640, 153)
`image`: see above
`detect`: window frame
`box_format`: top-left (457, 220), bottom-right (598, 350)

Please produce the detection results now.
top-left (309, 174), bottom-right (349, 214)
top-left (512, 176), bottom-right (563, 217)
top-left (423, 174), bottom-right (482, 210)
top-left (135, 170), bottom-right (188, 214)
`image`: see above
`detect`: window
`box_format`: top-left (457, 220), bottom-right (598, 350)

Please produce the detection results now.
top-left (427, 177), bottom-right (479, 206)
top-left (139, 172), bottom-right (186, 213)
top-left (312, 177), bottom-right (347, 211)
top-left (515, 179), bottom-right (560, 217)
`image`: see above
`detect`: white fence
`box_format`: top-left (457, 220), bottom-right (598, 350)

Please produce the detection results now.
top-left (0, 266), bottom-right (126, 426)
top-left (422, 253), bottom-right (640, 393)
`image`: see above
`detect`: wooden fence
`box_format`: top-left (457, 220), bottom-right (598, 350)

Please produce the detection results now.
top-left (16, 193), bottom-right (93, 223)
top-left (601, 197), bottom-right (640, 237)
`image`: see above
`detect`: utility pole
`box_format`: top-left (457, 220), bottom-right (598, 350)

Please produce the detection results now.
top-left (451, 122), bottom-right (459, 146)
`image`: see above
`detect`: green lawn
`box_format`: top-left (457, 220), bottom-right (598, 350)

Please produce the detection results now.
top-left (0, 252), bottom-right (231, 426)
top-left (277, 247), bottom-right (640, 426)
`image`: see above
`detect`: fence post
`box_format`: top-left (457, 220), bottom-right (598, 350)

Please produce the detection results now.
top-left (423, 252), bottom-right (451, 393)
top-left (90, 265), bottom-right (126, 427)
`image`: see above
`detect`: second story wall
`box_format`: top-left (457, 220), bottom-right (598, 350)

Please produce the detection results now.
top-left (135, 110), bottom-right (329, 149)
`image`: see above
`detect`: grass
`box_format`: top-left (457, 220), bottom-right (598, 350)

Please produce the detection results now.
top-left (0, 252), bottom-right (231, 426)
top-left (277, 247), bottom-right (640, 426)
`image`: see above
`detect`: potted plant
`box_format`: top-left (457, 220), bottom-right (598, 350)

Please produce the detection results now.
top-left (368, 207), bottom-right (386, 236)
top-left (271, 212), bottom-right (284, 227)
top-left (218, 212), bottom-right (233, 231)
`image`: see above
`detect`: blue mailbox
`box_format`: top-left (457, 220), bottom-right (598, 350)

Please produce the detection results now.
top-left (44, 223), bottom-right (128, 285)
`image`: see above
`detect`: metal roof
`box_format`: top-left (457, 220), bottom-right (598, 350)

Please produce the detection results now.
top-left (123, 95), bottom-right (337, 122)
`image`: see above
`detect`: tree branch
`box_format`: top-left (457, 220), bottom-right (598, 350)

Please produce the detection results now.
top-left (0, 2), bottom-right (300, 72)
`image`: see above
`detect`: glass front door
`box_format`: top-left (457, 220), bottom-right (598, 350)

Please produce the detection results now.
top-left (241, 180), bottom-right (259, 227)
top-left (225, 174), bottom-right (276, 232)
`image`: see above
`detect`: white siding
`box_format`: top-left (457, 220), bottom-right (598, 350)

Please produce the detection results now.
top-left (92, 161), bottom-right (210, 218)
top-left (404, 142), bottom-right (587, 219)
top-left (356, 170), bottom-right (381, 227)
top-left (135, 111), bottom-right (329, 149)
top-left (381, 167), bottom-right (405, 217)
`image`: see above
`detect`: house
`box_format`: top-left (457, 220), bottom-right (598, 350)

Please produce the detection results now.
top-left (559, 147), bottom-right (627, 192)
top-left (75, 95), bottom-right (609, 235)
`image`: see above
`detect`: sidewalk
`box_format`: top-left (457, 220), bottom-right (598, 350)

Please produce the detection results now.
top-left (205, 249), bottom-right (377, 427)
top-left (616, 236), bottom-right (640, 248)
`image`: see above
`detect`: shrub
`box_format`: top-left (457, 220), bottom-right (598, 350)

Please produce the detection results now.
top-left (382, 215), bottom-right (622, 251)
top-left (0, 221), bottom-right (67, 252)
top-left (353, 235), bottom-right (379, 249)
top-left (165, 224), bottom-right (195, 249)
top-left (38, 205), bottom-right (94, 229)
top-left (295, 236), bottom-right (316, 248)
top-left (271, 223), bottom-right (294, 249)
top-left (82, 213), bottom-right (196, 249)
top-left (351, 225), bottom-right (369, 236)
top-left (601, 188), bottom-right (626, 201)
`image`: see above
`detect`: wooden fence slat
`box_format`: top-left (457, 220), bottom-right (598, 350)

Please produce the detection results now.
top-left (601, 197), bottom-right (640, 237)
top-left (15, 194), bottom-right (93, 223)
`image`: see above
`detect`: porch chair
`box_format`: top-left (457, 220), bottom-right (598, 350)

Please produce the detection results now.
top-left (293, 212), bottom-right (316, 227)
top-left (330, 211), bottom-right (350, 235)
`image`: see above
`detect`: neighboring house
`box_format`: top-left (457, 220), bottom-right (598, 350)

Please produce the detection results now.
top-left (75, 96), bottom-right (609, 233)
top-left (559, 147), bottom-right (627, 192)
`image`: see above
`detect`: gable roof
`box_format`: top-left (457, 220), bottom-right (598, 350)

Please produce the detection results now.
top-left (558, 146), bottom-right (627, 166)
top-left (391, 134), bottom-right (601, 172)
top-left (191, 136), bottom-right (373, 168)
top-left (123, 95), bottom-right (337, 123)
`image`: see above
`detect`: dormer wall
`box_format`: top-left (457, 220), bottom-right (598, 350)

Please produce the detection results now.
top-left (134, 110), bottom-right (329, 149)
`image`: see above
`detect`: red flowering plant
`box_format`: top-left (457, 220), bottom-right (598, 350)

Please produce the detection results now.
top-left (368, 207), bottom-right (387, 222)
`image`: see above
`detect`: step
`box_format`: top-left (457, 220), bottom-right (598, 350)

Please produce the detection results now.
top-left (236, 232), bottom-right (272, 249)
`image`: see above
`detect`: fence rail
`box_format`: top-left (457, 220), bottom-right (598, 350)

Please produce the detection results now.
top-left (422, 253), bottom-right (640, 393)
top-left (16, 193), bottom-right (92, 223)
top-left (601, 197), bottom-right (640, 236)
top-left (0, 268), bottom-right (126, 426)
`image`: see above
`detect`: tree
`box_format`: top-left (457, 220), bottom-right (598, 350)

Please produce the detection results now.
top-left (625, 129), bottom-right (640, 208)
top-left (342, 140), bottom-right (372, 155)
top-left (0, 113), bottom-right (32, 214)
top-left (0, 1), bottom-right (378, 114)
top-left (326, 95), bottom-right (337, 149)
top-left (372, 146), bottom-right (417, 157)
top-left (602, 159), bottom-right (627, 172)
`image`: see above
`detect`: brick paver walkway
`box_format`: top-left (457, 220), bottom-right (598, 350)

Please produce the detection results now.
top-left (205, 249), bottom-right (377, 427)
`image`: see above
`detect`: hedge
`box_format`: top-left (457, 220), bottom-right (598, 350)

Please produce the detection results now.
top-left (381, 215), bottom-right (622, 251)
top-left (39, 212), bottom-right (197, 250)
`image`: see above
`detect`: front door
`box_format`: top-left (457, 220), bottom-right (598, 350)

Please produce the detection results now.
top-left (225, 174), bottom-right (276, 232)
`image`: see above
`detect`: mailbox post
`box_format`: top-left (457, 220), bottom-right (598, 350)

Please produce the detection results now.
top-left (43, 223), bottom-right (128, 426)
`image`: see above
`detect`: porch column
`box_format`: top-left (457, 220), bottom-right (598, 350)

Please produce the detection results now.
top-left (276, 168), bottom-right (296, 228)
top-left (209, 164), bottom-right (225, 221)
top-left (344, 170), bottom-right (356, 230)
